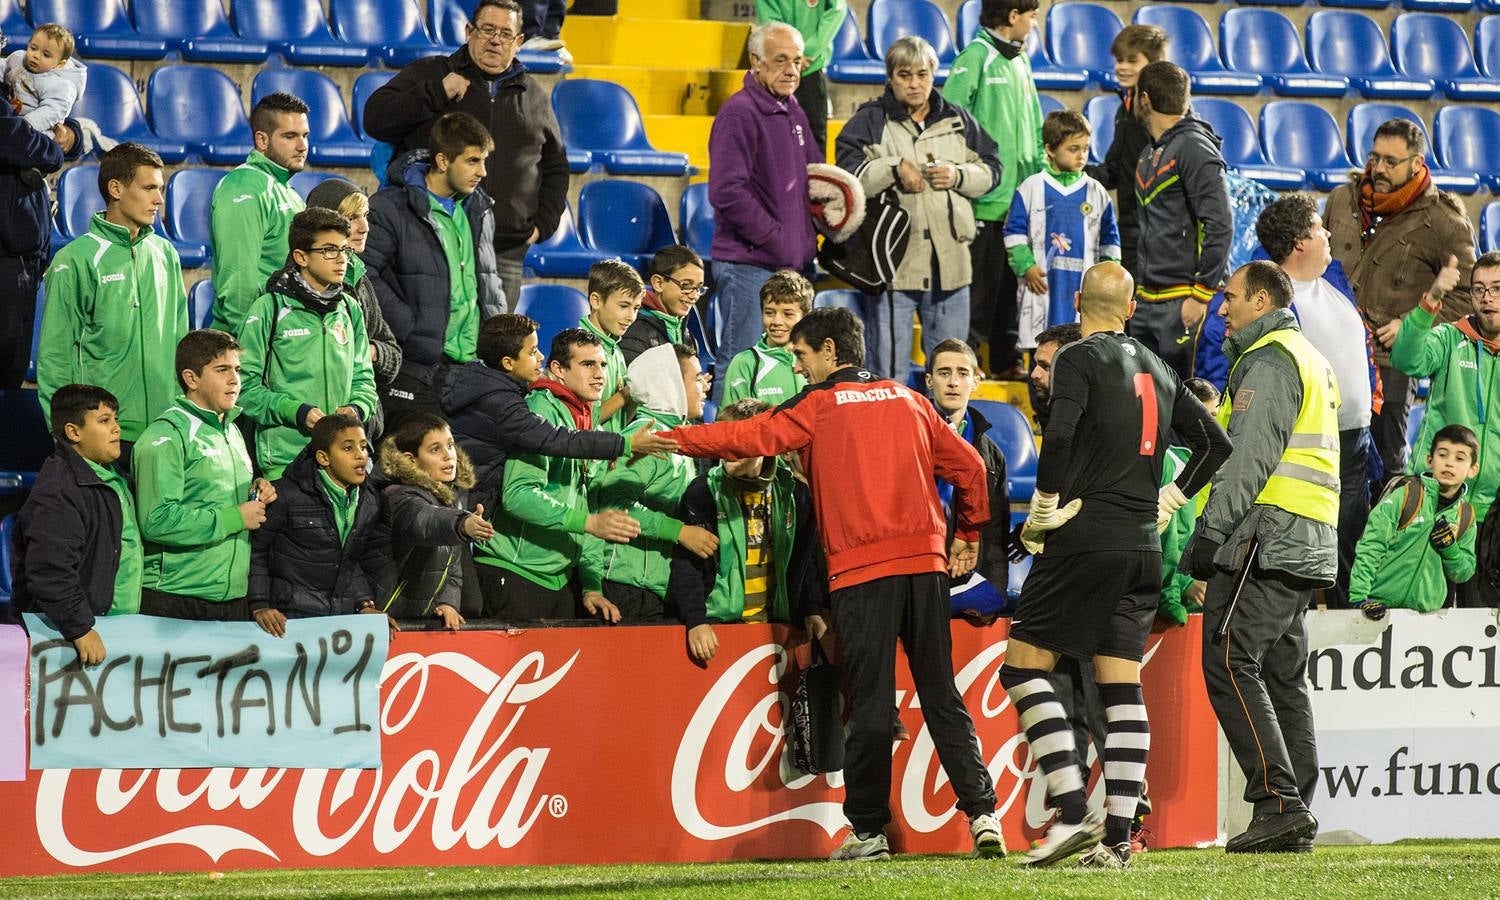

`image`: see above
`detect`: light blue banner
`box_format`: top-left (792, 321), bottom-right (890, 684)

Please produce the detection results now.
top-left (26, 614), bottom-right (387, 770)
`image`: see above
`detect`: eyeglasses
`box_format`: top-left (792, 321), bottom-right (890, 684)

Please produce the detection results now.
top-left (1367, 152), bottom-right (1419, 171)
top-left (1473, 284), bottom-right (1500, 299)
top-left (663, 275), bottom-right (709, 297)
top-left (306, 245), bottom-right (354, 260)
top-left (471, 24), bottom-right (519, 44)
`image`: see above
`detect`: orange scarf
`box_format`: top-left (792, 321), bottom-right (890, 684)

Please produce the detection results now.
top-left (1357, 161), bottom-right (1431, 240)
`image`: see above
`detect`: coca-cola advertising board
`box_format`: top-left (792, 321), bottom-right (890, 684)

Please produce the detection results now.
top-left (0, 620), bottom-right (1218, 876)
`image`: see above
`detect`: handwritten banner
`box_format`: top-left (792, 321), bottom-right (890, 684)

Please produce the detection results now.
top-left (25, 614), bottom-right (387, 770)
top-left (0, 625), bottom-right (25, 780)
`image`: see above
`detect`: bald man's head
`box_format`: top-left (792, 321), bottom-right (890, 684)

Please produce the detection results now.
top-left (1077, 262), bottom-right (1136, 322)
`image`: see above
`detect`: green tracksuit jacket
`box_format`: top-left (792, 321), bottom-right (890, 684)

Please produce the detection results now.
top-left (1350, 476), bottom-right (1476, 611)
top-left (237, 269), bottom-right (379, 480)
top-left (578, 314), bottom-right (630, 434)
top-left (756, 0), bottom-right (847, 75)
top-left (38, 215), bottom-right (189, 442)
top-left (476, 386), bottom-right (593, 590)
top-left (580, 407), bottom-right (698, 599)
top-left (209, 150), bottom-right (305, 333)
top-left (942, 29), bottom-right (1044, 222)
top-left (1391, 305), bottom-right (1500, 521)
top-left (133, 398), bottom-right (255, 601)
top-left (722, 336), bottom-right (806, 407)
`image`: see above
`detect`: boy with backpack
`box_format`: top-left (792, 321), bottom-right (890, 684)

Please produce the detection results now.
top-left (1350, 424), bottom-right (1479, 615)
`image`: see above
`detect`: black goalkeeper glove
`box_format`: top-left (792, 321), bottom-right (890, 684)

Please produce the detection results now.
top-left (1430, 517), bottom-right (1457, 551)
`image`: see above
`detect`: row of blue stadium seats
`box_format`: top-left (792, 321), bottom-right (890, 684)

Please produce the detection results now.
top-left (1086, 97), bottom-right (1500, 194)
top-left (832, 0), bottom-right (1500, 102)
top-left (0, 0), bottom-right (566, 71)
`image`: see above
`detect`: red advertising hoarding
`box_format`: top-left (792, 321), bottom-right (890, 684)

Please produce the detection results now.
top-left (2, 619), bottom-right (1217, 876)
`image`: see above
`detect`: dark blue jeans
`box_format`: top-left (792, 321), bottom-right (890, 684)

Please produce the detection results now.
top-left (519, 0), bottom-right (566, 39)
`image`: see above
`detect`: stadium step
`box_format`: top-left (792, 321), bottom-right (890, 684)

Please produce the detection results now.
top-left (560, 16), bottom-right (749, 69)
top-left (616, 0), bottom-right (701, 18)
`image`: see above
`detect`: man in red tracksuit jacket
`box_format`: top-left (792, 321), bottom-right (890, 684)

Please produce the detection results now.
top-left (659, 307), bottom-right (1006, 861)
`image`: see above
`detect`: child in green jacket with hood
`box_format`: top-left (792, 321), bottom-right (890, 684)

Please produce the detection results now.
top-left (238, 208), bottom-right (379, 479)
top-left (722, 269), bottom-right (810, 407)
top-left (1351, 424), bottom-right (1479, 615)
top-left (581, 342), bottom-right (719, 622)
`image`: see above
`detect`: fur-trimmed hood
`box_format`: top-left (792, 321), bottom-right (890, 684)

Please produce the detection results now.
top-left (377, 438), bottom-right (476, 506)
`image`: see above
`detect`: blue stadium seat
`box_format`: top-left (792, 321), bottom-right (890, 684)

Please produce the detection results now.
top-left (1347, 102), bottom-right (1481, 193)
top-left (1434, 106), bottom-right (1500, 191)
top-left (1407, 403), bottom-right (1425, 454)
top-left (1039, 94), bottom-right (1064, 117)
top-left (1479, 16), bottom-right (1500, 80)
top-left (189, 278), bottom-right (216, 330)
top-left (330, 0), bottom-right (443, 67)
top-left (427, 0), bottom-right (570, 73)
top-left (1193, 99), bottom-right (1305, 189)
top-left (29, 0), bottom-right (169, 59)
top-left (165, 168), bottom-right (225, 268)
top-left (970, 400), bottom-right (1036, 500)
top-left (1006, 552), bottom-right (1030, 605)
top-left (826, 7), bottom-right (886, 83)
top-left (1319, 0), bottom-right (1391, 9)
top-left (1220, 9), bottom-right (1348, 97)
top-left (525, 203), bottom-right (608, 277)
top-left (0, 0), bottom-right (31, 51)
top-left (25, 284), bottom-right (43, 384)
top-left (1133, 7), bottom-right (1261, 95)
top-left (148, 66), bottom-right (253, 165)
top-left (515, 284), bottom-right (590, 351)
top-left (0, 514), bottom-right (13, 604)
top-left (679, 181), bottom-right (714, 261)
top-left (252, 70), bottom-right (370, 166)
top-left (1484, 0), bottom-right (1500, 11)
top-left (551, 80), bottom-right (689, 176)
top-left (1401, 0), bottom-right (1472, 12)
top-left (233, 0), bottom-right (371, 66)
top-left (1306, 10), bottom-right (1435, 98)
top-left (74, 62), bottom-right (189, 163)
top-left (1025, 27), bottom-right (1089, 91)
top-left (958, 0), bottom-right (980, 46)
top-left (131, 0), bottom-right (270, 63)
top-left (1260, 101), bottom-right (1357, 190)
top-left (290, 172), bottom-right (356, 200)
top-left (813, 288), bottom-right (874, 338)
top-left (1084, 94), bottom-right (1119, 165)
top-left (867, 0), bottom-right (957, 80)
top-left (1047, 3), bottom-right (1124, 86)
top-left (1391, 13), bottom-right (1500, 100)
top-left (1483, 201), bottom-right (1500, 253)
top-left (577, 181), bottom-right (676, 272)
top-left (55, 164), bottom-right (101, 241)
top-left (352, 71), bottom-right (397, 142)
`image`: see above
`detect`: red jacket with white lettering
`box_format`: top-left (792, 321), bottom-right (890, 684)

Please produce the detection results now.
top-left (661, 368), bottom-right (990, 591)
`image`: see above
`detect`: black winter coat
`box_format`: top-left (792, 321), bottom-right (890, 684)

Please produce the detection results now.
top-left (10, 442), bottom-right (126, 640)
top-left (248, 446), bottom-right (384, 618)
top-left (365, 151), bottom-right (506, 383)
top-left (362, 48), bottom-right (569, 252)
top-left (1086, 89), bottom-right (1156, 278)
top-left (440, 360), bottom-right (625, 506)
top-left (370, 440), bottom-right (477, 618)
top-left (0, 104), bottom-right (64, 259)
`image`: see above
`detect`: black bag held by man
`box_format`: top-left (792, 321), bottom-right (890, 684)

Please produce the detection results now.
top-left (788, 638), bottom-right (845, 775)
top-left (816, 189), bottom-right (910, 295)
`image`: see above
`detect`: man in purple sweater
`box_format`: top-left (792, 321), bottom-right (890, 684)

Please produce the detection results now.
top-left (707, 22), bottom-right (824, 402)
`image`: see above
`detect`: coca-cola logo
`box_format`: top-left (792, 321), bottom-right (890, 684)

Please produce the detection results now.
top-left (35, 648), bottom-right (577, 866)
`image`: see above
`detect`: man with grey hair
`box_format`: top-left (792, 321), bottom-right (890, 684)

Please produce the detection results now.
top-left (707, 22), bottom-right (824, 403)
top-left (756, 0), bottom-right (846, 152)
top-left (837, 35), bottom-right (1001, 380)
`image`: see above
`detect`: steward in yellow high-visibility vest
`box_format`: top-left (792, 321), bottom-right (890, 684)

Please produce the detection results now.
top-left (1183, 261), bottom-right (1338, 854)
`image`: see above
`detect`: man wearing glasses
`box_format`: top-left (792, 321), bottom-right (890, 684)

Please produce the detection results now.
top-left (364, 0), bottom-right (569, 311)
top-left (1324, 117), bottom-right (1476, 487)
top-left (1389, 251), bottom-right (1500, 606)
top-left (238, 207), bottom-right (379, 480)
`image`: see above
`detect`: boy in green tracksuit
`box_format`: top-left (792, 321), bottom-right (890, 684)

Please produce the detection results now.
top-left (756, 0), bottom-right (846, 153)
top-left (38, 143), bottom-right (189, 468)
top-left (1158, 378), bottom-right (1218, 625)
top-left (1351, 425), bottom-right (1479, 614)
top-left (581, 342), bottom-right (717, 622)
top-left (134, 330), bottom-right (278, 620)
top-left (237, 208), bottom-right (379, 479)
top-left (579, 258), bottom-right (645, 434)
top-left (475, 328), bottom-right (642, 621)
top-left (723, 269), bottom-right (811, 407)
top-left (209, 92), bottom-right (309, 333)
top-left (669, 398), bottom-right (826, 664)
top-left (943, 0), bottom-right (1045, 379)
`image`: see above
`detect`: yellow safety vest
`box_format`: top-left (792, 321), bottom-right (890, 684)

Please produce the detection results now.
top-left (1219, 327), bottom-right (1341, 526)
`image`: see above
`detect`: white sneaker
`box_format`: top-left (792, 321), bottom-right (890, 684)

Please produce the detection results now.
top-left (831, 830), bottom-right (891, 861)
top-left (1078, 841), bottom-right (1132, 870)
top-left (1021, 810), bottom-right (1104, 867)
top-left (969, 812), bottom-right (1006, 858)
top-left (528, 37), bottom-right (566, 52)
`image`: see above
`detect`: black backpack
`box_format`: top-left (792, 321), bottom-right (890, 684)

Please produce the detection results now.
top-left (816, 189), bottom-right (910, 295)
top-left (787, 639), bottom-right (845, 775)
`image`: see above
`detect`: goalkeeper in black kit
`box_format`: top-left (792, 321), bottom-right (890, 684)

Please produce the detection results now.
top-left (1002, 262), bottom-right (1232, 869)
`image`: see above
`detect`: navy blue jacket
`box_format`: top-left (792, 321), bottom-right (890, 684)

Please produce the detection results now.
top-left (0, 102), bottom-right (64, 259)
